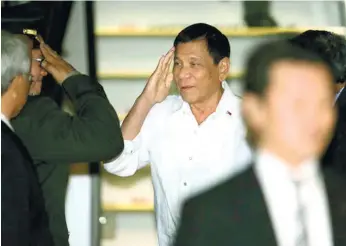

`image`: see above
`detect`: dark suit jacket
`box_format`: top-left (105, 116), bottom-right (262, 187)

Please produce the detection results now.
top-left (323, 89), bottom-right (346, 173)
top-left (11, 74), bottom-right (124, 246)
top-left (174, 165), bottom-right (346, 246)
top-left (1, 121), bottom-right (53, 246)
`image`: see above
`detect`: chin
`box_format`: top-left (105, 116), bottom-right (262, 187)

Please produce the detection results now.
top-left (180, 93), bottom-right (198, 104)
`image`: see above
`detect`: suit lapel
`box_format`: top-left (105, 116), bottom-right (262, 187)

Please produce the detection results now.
top-left (237, 167), bottom-right (278, 246)
top-left (323, 168), bottom-right (346, 246)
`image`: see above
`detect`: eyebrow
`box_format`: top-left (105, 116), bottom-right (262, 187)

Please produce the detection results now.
top-left (174, 55), bottom-right (202, 61)
top-left (190, 56), bottom-right (201, 61)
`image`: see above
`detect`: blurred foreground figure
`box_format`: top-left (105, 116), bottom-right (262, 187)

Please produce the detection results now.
top-left (1, 30), bottom-right (53, 246)
top-left (103, 23), bottom-right (253, 246)
top-left (174, 41), bottom-right (346, 246)
top-left (290, 30), bottom-right (346, 174)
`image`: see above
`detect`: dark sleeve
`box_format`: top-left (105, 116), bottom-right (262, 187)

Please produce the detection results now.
top-left (1, 145), bottom-right (30, 245)
top-left (322, 104), bottom-right (346, 173)
top-left (12, 74), bottom-right (124, 164)
top-left (174, 198), bottom-right (215, 246)
top-left (333, 112), bottom-right (346, 172)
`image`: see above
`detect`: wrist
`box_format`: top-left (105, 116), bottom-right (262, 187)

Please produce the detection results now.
top-left (59, 70), bottom-right (80, 85)
top-left (138, 93), bottom-right (156, 109)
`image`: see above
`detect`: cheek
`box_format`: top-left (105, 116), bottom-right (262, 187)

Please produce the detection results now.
top-left (267, 105), bottom-right (299, 140)
top-left (319, 109), bottom-right (336, 137)
top-left (16, 92), bottom-right (28, 111)
top-left (22, 83), bottom-right (31, 96)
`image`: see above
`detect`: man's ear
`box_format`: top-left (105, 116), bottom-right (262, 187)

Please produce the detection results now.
top-left (218, 57), bottom-right (230, 81)
top-left (242, 92), bottom-right (266, 136)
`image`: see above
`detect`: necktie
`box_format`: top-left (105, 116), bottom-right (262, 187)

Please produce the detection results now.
top-left (293, 180), bottom-right (309, 246)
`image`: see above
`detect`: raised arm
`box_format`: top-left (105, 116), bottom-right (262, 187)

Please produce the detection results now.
top-left (12, 42), bottom-right (124, 163)
top-left (103, 47), bottom-right (174, 176)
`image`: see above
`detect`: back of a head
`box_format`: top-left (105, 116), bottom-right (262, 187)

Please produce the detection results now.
top-left (173, 23), bottom-right (230, 64)
top-left (243, 40), bottom-right (334, 96)
top-left (1, 2), bottom-right (46, 49)
top-left (1, 30), bottom-right (31, 95)
top-left (289, 30), bottom-right (346, 83)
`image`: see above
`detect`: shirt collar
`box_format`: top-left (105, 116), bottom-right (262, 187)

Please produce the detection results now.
top-left (173, 81), bottom-right (240, 116)
top-left (1, 113), bottom-right (14, 132)
top-left (255, 149), bottom-right (320, 182)
top-left (335, 86), bottom-right (344, 102)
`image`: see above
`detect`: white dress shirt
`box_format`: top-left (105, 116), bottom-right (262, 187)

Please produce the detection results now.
top-left (254, 150), bottom-right (333, 246)
top-left (1, 113), bottom-right (14, 131)
top-left (104, 81), bottom-right (253, 246)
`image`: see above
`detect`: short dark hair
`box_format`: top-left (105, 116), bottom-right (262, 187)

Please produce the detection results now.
top-left (289, 30), bottom-right (346, 84)
top-left (173, 23), bottom-right (230, 64)
top-left (243, 40), bottom-right (334, 96)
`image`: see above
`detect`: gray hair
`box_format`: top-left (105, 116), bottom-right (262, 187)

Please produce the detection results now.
top-left (1, 30), bottom-right (31, 95)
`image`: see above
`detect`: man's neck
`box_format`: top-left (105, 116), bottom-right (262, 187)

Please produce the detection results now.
top-left (190, 88), bottom-right (224, 124)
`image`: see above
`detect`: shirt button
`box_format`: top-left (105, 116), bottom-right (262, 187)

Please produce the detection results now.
top-left (189, 157), bottom-right (192, 160)
top-left (183, 182), bottom-right (187, 186)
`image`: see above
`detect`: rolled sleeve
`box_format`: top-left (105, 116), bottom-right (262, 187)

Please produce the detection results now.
top-left (103, 132), bottom-right (150, 177)
top-left (103, 98), bottom-right (170, 177)
top-left (123, 133), bottom-right (142, 155)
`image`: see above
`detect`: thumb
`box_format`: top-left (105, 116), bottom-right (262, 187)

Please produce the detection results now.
top-left (165, 73), bottom-right (173, 88)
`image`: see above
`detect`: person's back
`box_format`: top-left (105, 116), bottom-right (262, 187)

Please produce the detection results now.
top-left (2, 123), bottom-right (53, 245)
top-left (1, 30), bottom-right (53, 246)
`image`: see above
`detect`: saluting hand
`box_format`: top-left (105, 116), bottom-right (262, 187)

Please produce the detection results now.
top-left (39, 42), bottom-right (75, 85)
top-left (142, 47), bottom-right (175, 105)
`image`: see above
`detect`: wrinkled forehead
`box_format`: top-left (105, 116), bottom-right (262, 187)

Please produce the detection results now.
top-left (175, 39), bottom-right (210, 59)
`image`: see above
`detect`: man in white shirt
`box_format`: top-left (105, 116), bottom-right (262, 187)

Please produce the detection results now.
top-left (103, 23), bottom-right (253, 245)
top-left (174, 41), bottom-right (346, 246)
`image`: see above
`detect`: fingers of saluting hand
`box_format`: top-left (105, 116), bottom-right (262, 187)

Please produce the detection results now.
top-left (154, 55), bottom-right (166, 75)
top-left (153, 47), bottom-right (175, 78)
top-left (35, 34), bottom-right (45, 44)
top-left (162, 47), bottom-right (175, 70)
top-left (165, 73), bottom-right (174, 87)
top-left (44, 44), bottom-right (59, 58)
top-left (162, 47), bottom-right (174, 75)
top-left (40, 43), bottom-right (58, 64)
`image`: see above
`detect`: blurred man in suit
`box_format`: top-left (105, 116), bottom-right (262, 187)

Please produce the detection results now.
top-left (1, 30), bottom-right (53, 246)
top-left (174, 41), bottom-right (346, 246)
top-left (2, 7), bottom-right (124, 246)
top-left (289, 30), bottom-right (346, 174)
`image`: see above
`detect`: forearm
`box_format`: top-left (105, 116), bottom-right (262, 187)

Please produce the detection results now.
top-left (121, 93), bottom-right (155, 140)
top-left (13, 75), bottom-right (124, 163)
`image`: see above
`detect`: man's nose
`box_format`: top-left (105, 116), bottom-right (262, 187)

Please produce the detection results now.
top-left (178, 67), bottom-right (190, 79)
